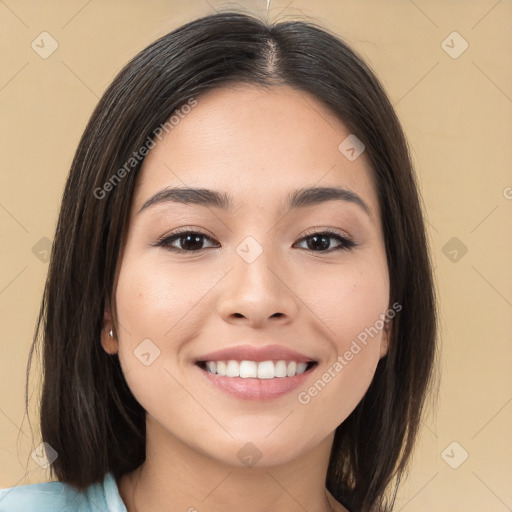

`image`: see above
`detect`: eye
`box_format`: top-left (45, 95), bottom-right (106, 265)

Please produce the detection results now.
top-left (153, 228), bottom-right (356, 253)
top-left (294, 229), bottom-right (356, 252)
top-left (153, 229), bottom-right (219, 253)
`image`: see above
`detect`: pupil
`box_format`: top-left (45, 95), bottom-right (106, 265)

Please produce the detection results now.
top-left (309, 235), bottom-right (329, 251)
top-left (182, 234), bottom-right (203, 251)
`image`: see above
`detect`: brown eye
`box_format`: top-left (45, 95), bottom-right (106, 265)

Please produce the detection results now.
top-left (154, 228), bottom-right (355, 254)
top-left (155, 230), bottom-right (219, 252)
top-left (294, 230), bottom-right (356, 252)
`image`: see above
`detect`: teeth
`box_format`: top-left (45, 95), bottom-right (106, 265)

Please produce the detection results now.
top-left (203, 359), bottom-right (312, 378)
top-left (216, 361), bottom-right (226, 376)
top-left (239, 360), bottom-right (257, 378)
top-left (275, 360), bottom-right (287, 378)
top-left (286, 361), bottom-right (297, 377)
top-left (296, 362), bottom-right (308, 375)
top-left (258, 360), bottom-right (274, 379)
top-left (226, 360), bottom-right (239, 377)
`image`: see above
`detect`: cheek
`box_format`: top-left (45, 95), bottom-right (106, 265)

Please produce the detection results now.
top-left (114, 255), bottom-right (215, 345)
top-left (296, 348), bottom-right (380, 439)
top-left (112, 255), bottom-right (225, 403)
top-left (295, 260), bottom-right (389, 423)
top-left (295, 292), bottom-right (387, 435)
top-left (312, 257), bottom-right (389, 350)
top-left (112, 259), bottom-right (186, 385)
top-left (334, 280), bottom-right (388, 353)
top-left (112, 259), bottom-right (196, 427)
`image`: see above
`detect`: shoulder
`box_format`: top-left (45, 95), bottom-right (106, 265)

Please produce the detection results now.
top-left (0, 473), bottom-right (126, 512)
top-left (0, 479), bottom-right (85, 512)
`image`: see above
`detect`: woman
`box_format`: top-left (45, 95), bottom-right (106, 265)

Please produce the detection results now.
top-left (0, 11), bottom-right (437, 512)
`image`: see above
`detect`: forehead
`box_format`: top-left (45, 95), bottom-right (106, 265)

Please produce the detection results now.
top-left (132, 84), bottom-right (379, 220)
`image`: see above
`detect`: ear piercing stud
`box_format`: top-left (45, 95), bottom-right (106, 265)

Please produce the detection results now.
top-left (109, 330), bottom-right (113, 337)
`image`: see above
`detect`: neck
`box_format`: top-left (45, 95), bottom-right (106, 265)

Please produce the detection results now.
top-left (118, 415), bottom-right (346, 512)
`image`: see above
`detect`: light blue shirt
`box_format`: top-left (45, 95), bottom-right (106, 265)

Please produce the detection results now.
top-left (0, 472), bottom-right (127, 512)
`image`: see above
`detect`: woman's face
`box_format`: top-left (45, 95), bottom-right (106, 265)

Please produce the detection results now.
top-left (103, 84), bottom-right (391, 467)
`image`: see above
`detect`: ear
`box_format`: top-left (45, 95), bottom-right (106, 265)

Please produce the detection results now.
top-left (100, 307), bottom-right (119, 355)
top-left (379, 318), bottom-right (391, 359)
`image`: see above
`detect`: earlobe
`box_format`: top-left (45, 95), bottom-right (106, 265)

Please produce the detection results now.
top-left (100, 308), bottom-right (119, 355)
top-left (380, 320), bottom-right (391, 358)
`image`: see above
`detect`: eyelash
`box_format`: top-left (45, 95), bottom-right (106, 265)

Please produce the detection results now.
top-left (153, 227), bottom-right (356, 254)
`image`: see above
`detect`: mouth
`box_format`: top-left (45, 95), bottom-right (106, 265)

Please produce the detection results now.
top-left (193, 344), bottom-right (319, 400)
top-left (194, 344), bottom-right (319, 400)
top-left (196, 359), bottom-right (318, 379)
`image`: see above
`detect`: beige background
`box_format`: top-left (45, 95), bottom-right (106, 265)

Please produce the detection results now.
top-left (1, 0), bottom-right (511, 510)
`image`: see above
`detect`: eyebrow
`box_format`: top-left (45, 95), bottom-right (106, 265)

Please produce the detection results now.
top-left (137, 186), bottom-right (371, 217)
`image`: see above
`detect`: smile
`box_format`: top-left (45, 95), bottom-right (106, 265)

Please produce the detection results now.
top-left (195, 359), bottom-right (318, 401)
top-left (197, 359), bottom-right (315, 379)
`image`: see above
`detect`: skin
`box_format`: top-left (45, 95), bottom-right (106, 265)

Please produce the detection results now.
top-left (101, 84), bottom-right (391, 512)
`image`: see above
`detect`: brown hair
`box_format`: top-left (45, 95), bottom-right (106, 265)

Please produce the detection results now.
top-left (26, 11), bottom-right (437, 512)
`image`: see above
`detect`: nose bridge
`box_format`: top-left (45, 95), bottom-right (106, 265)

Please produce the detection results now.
top-left (233, 233), bottom-right (284, 297)
top-left (217, 232), bottom-right (298, 323)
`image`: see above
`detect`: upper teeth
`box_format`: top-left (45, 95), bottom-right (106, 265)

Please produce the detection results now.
top-left (204, 360), bottom-right (309, 379)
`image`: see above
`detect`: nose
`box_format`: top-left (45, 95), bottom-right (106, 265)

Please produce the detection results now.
top-left (217, 245), bottom-right (299, 328)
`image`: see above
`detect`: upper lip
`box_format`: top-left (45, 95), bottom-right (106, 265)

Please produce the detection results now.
top-left (196, 344), bottom-right (316, 364)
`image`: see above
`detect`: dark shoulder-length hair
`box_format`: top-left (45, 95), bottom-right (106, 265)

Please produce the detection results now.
top-left (26, 10), bottom-right (437, 512)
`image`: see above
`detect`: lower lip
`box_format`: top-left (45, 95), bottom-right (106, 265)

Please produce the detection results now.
top-left (196, 364), bottom-right (316, 401)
